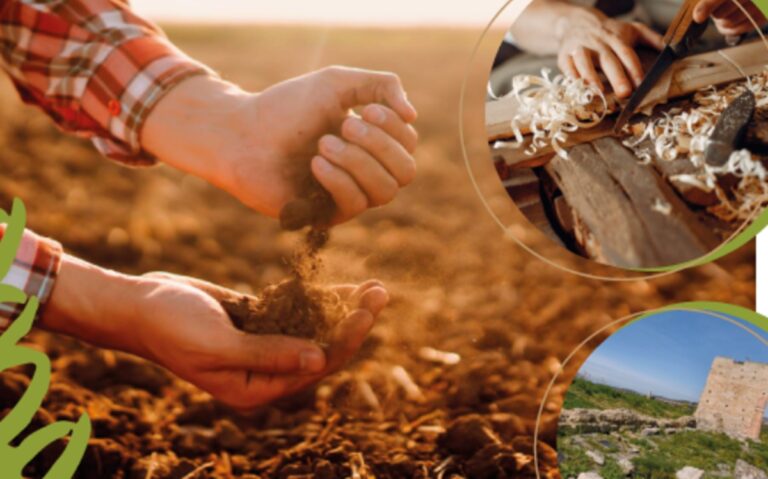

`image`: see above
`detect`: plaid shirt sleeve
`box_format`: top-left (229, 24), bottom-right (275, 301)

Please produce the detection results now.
top-left (0, 226), bottom-right (62, 331)
top-left (0, 0), bottom-right (213, 166)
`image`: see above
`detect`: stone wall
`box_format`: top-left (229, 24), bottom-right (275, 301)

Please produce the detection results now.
top-left (695, 357), bottom-right (768, 440)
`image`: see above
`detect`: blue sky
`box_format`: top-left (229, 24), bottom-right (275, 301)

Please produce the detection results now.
top-left (578, 310), bottom-right (768, 403)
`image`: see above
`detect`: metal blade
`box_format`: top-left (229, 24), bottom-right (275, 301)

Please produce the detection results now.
top-left (613, 46), bottom-right (678, 133)
top-left (704, 90), bottom-right (756, 167)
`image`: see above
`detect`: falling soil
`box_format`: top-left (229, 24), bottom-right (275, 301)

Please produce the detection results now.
top-left (207, 163), bottom-right (342, 342)
top-left (205, 148), bottom-right (343, 342)
top-left (279, 165), bottom-right (336, 234)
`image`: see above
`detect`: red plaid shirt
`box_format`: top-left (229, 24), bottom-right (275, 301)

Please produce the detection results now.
top-left (0, 0), bottom-right (212, 328)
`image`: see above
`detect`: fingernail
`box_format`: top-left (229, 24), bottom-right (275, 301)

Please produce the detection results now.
top-left (300, 349), bottom-right (325, 373)
top-left (322, 135), bottom-right (346, 154)
top-left (367, 105), bottom-right (386, 124)
top-left (314, 156), bottom-right (333, 173)
top-left (348, 118), bottom-right (368, 137)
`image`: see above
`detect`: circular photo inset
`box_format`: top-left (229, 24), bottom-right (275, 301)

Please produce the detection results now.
top-left (485, 0), bottom-right (768, 270)
top-left (556, 309), bottom-right (768, 478)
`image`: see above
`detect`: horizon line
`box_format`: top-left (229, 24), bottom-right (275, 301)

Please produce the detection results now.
top-left (152, 18), bottom-right (493, 29)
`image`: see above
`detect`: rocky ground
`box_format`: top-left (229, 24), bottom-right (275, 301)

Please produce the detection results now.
top-left (558, 408), bottom-right (768, 479)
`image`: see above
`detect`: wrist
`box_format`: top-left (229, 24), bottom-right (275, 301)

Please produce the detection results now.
top-left (141, 75), bottom-right (251, 190)
top-left (40, 255), bottom-right (147, 355)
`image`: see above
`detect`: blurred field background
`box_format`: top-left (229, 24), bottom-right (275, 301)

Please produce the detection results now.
top-left (0, 25), bottom-right (757, 478)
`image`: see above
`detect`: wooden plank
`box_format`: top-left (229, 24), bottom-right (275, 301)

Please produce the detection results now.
top-left (545, 137), bottom-right (719, 268)
top-left (487, 41), bottom-right (768, 165)
top-left (590, 138), bottom-right (720, 264)
top-left (546, 142), bottom-right (659, 267)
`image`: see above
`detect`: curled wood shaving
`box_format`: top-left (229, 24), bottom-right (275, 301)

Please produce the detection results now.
top-left (651, 198), bottom-right (672, 215)
top-left (494, 68), bottom-right (609, 159)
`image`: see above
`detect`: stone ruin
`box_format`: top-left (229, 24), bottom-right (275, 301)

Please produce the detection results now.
top-left (695, 357), bottom-right (768, 440)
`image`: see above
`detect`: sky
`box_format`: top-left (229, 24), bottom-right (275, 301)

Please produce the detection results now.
top-left (130, 0), bottom-right (510, 26)
top-left (578, 310), bottom-right (768, 404)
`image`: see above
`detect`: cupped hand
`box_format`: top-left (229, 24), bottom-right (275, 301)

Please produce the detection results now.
top-left (143, 67), bottom-right (418, 225)
top-left (134, 273), bottom-right (388, 412)
top-left (694, 0), bottom-right (767, 36)
top-left (556, 8), bottom-right (664, 98)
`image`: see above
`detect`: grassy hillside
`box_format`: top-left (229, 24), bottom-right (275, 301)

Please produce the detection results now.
top-left (563, 377), bottom-right (696, 419)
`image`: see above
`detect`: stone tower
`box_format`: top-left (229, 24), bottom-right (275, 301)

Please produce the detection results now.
top-left (695, 357), bottom-right (768, 440)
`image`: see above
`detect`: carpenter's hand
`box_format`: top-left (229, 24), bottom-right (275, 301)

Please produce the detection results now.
top-left (143, 67), bottom-right (418, 225)
top-left (556, 8), bottom-right (664, 98)
top-left (134, 274), bottom-right (388, 412)
top-left (694, 0), bottom-right (767, 36)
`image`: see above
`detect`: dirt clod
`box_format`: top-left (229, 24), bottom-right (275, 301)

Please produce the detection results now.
top-left (438, 415), bottom-right (501, 456)
top-left (210, 277), bottom-right (346, 344)
top-left (464, 444), bottom-right (519, 479)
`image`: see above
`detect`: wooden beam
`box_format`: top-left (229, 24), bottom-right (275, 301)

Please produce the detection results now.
top-left (487, 40), bottom-right (768, 165)
top-left (545, 137), bottom-right (720, 268)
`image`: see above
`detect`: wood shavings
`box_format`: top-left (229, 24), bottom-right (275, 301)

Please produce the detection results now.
top-left (418, 346), bottom-right (461, 365)
top-left (391, 365), bottom-right (426, 402)
top-left (709, 149), bottom-right (768, 221)
top-left (493, 68), bottom-right (609, 159)
top-left (652, 198), bottom-right (672, 215)
top-left (623, 69), bottom-right (768, 223)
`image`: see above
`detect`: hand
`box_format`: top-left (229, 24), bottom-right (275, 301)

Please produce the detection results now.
top-left (694, 0), bottom-right (767, 36)
top-left (134, 274), bottom-right (388, 411)
top-left (555, 8), bottom-right (664, 98)
top-left (41, 255), bottom-right (389, 411)
top-left (142, 67), bottom-right (418, 224)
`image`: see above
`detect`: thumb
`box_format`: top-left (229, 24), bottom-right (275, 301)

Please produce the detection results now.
top-left (693, 0), bottom-right (722, 23)
top-left (211, 331), bottom-right (327, 374)
top-left (331, 67), bottom-right (418, 122)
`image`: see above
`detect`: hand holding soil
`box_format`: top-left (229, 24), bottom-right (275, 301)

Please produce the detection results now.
top-left (142, 67), bottom-right (418, 225)
top-left (136, 274), bottom-right (389, 413)
top-left (41, 255), bottom-right (388, 413)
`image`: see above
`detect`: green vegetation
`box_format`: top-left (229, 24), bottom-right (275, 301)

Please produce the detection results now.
top-left (600, 458), bottom-right (627, 479)
top-left (633, 431), bottom-right (768, 478)
top-left (558, 430), bottom-right (768, 478)
top-left (559, 380), bottom-right (768, 477)
top-left (558, 434), bottom-right (628, 479)
top-left (558, 442), bottom-right (594, 479)
top-left (563, 377), bottom-right (696, 419)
